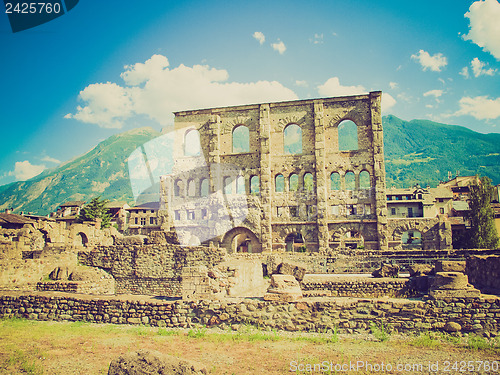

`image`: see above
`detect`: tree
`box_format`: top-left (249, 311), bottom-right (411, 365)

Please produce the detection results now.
top-left (464, 176), bottom-right (499, 249)
top-left (78, 196), bottom-right (111, 229)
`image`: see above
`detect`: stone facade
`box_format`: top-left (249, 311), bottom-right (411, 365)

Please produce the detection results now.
top-left (159, 93), bottom-right (389, 253)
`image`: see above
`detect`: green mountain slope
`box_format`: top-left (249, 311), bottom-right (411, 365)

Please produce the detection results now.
top-left (383, 115), bottom-right (500, 188)
top-left (0, 127), bottom-right (160, 215)
top-left (1, 116), bottom-right (499, 216)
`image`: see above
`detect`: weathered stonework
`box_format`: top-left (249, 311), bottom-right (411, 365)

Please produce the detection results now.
top-left (160, 93), bottom-right (389, 253)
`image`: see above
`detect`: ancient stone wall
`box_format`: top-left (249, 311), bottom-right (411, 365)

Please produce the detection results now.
top-left (78, 244), bottom-right (227, 296)
top-left (466, 255), bottom-right (500, 294)
top-left (1, 293), bottom-right (498, 335)
top-left (161, 93), bottom-right (390, 253)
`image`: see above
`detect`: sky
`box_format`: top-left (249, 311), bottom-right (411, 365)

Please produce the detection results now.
top-left (0, 0), bottom-right (499, 185)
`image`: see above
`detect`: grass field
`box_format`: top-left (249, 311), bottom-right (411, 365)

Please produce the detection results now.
top-left (0, 318), bottom-right (499, 374)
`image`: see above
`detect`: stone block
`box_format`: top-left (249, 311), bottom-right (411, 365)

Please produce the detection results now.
top-left (435, 260), bottom-right (466, 273)
top-left (431, 272), bottom-right (469, 290)
top-left (407, 264), bottom-right (434, 277)
top-left (372, 264), bottom-right (399, 278)
top-left (278, 262), bottom-right (307, 282)
top-left (264, 274), bottom-right (302, 302)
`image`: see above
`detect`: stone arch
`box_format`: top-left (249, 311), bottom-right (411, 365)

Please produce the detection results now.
top-left (200, 178), bottom-right (209, 197)
top-left (221, 227), bottom-right (261, 253)
top-left (283, 124), bottom-right (302, 154)
top-left (275, 174), bottom-right (284, 192)
top-left (285, 232), bottom-right (304, 252)
top-left (330, 172), bottom-right (341, 190)
top-left (232, 125), bottom-right (250, 153)
top-left (250, 175), bottom-right (259, 195)
top-left (344, 171), bottom-right (355, 190)
top-left (359, 170), bottom-right (371, 189)
top-left (330, 225), bottom-right (365, 249)
top-left (75, 232), bottom-right (88, 247)
top-left (289, 173), bottom-right (299, 192)
top-left (338, 119), bottom-right (358, 151)
top-left (303, 172), bottom-right (314, 191)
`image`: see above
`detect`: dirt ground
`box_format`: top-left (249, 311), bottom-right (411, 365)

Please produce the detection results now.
top-left (0, 318), bottom-right (499, 374)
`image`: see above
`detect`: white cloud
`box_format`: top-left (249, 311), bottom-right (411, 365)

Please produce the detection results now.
top-left (423, 89), bottom-right (444, 98)
top-left (271, 40), bottom-right (286, 54)
top-left (317, 77), bottom-right (396, 112)
top-left (459, 66), bottom-right (470, 78)
top-left (455, 95), bottom-right (500, 120)
top-left (463, 0), bottom-right (500, 60)
top-left (11, 161), bottom-right (45, 181)
top-left (471, 57), bottom-right (497, 77)
top-left (411, 50), bottom-right (448, 72)
top-left (389, 82), bottom-right (398, 90)
top-left (67, 54), bottom-right (298, 128)
top-left (317, 77), bottom-right (366, 97)
top-left (252, 31), bottom-right (265, 45)
top-left (295, 80), bottom-right (308, 87)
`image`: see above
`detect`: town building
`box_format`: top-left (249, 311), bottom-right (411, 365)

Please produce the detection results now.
top-left (126, 201), bottom-right (160, 235)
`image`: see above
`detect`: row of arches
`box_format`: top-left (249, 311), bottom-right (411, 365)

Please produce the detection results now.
top-left (182, 119), bottom-right (360, 157)
top-left (330, 170), bottom-right (371, 191)
top-left (173, 175), bottom-right (261, 197)
top-left (275, 172), bottom-right (314, 193)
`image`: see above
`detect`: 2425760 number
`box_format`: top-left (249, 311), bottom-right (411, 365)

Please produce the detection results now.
top-left (5, 2), bottom-right (61, 14)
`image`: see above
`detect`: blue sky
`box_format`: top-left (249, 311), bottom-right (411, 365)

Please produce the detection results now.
top-left (0, 0), bottom-right (499, 185)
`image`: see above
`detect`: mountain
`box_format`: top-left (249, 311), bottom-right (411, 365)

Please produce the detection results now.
top-left (1, 116), bottom-right (499, 216)
top-left (0, 127), bottom-right (160, 215)
top-left (383, 115), bottom-right (500, 188)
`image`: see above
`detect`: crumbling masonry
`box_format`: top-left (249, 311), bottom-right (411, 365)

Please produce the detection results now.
top-left (158, 92), bottom-right (450, 253)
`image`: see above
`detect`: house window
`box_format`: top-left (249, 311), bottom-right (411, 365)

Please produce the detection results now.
top-left (140, 218), bottom-right (146, 226)
top-left (134, 217), bottom-right (138, 225)
top-left (391, 207), bottom-right (396, 215)
top-left (290, 206), bottom-right (298, 217)
top-left (174, 210), bottom-right (180, 220)
top-left (201, 208), bottom-right (208, 219)
top-left (408, 207), bottom-right (413, 218)
top-left (440, 207), bottom-right (445, 214)
top-left (149, 217), bottom-right (156, 225)
top-left (187, 210), bottom-right (195, 220)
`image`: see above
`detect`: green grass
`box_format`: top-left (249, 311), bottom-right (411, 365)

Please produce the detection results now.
top-left (410, 332), bottom-right (441, 348)
top-left (6, 349), bottom-right (44, 375)
top-left (370, 321), bottom-right (390, 342)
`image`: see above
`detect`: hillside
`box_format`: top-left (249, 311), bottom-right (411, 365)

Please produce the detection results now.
top-left (383, 115), bottom-right (500, 188)
top-left (0, 127), bottom-right (160, 215)
top-left (0, 116), bottom-right (499, 216)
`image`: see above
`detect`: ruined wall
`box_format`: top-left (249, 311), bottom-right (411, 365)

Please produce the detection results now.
top-left (78, 244), bottom-right (227, 296)
top-left (466, 255), bottom-right (500, 294)
top-left (387, 217), bottom-right (452, 250)
top-left (161, 93), bottom-right (389, 253)
top-left (1, 293), bottom-right (498, 335)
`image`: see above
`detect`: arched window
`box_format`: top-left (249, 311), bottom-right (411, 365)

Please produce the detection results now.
top-left (359, 170), bottom-right (370, 189)
top-left (200, 178), bottom-right (209, 197)
top-left (304, 173), bottom-right (314, 191)
top-left (232, 125), bottom-right (250, 153)
top-left (345, 171), bottom-right (355, 190)
top-left (187, 179), bottom-right (196, 197)
top-left (284, 124), bottom-right (302, 154)
top-left (224, 176), bottom-right (232, 195)
top-left (250, 176), bottom-right (259, 195)
top-left (236, 175), bottom-right (245, 194)
top-left (184, 129), bottom-right (201, 156)
top-left (289, 174), bottom-right (299, 191)
top-left (338, 120), bottom-right (358, 151)
top-left (330, 172), bottom-right (341, 190)
top-left (275, 174), bottom-right (284, 192)
top-left (174, 179), bottom-right (182, 197)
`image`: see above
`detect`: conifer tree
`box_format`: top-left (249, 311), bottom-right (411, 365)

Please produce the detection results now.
top-left (78, 196), bottom-right (111, 229)
top-left (464, 176), bottom-right (499, 249)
